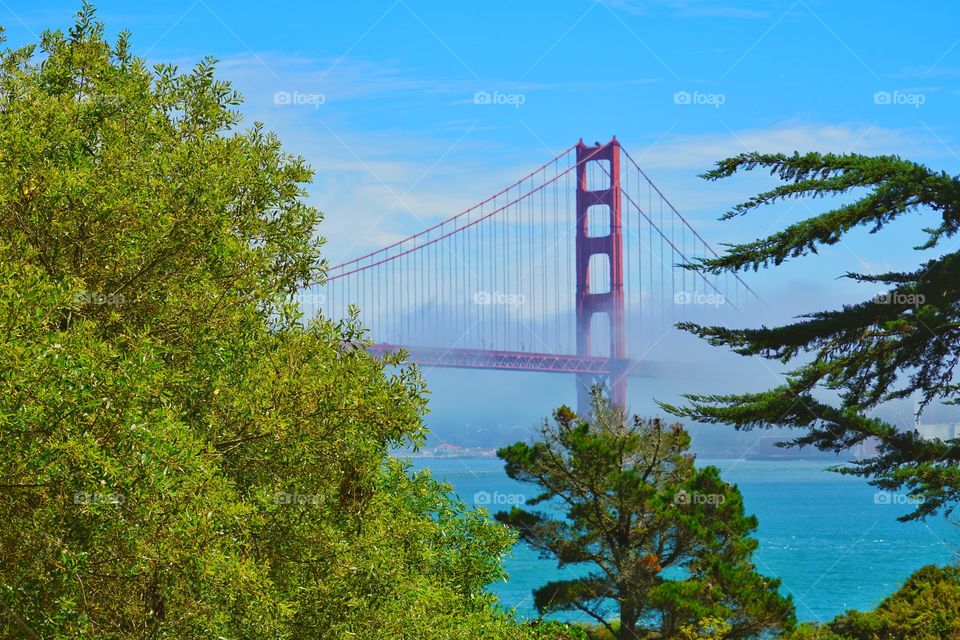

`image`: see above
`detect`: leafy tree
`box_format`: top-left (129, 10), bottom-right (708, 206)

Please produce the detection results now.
top-left (679, 617), bottom-right (733, 640)
top-left (785, 565), bottom-right (960, 640)
top-left (661, 151), bottom-right (960, 521)
top-left (495, 393), bottom-right (794, 640)
top-left (0, 5), bottom-right (552, 638)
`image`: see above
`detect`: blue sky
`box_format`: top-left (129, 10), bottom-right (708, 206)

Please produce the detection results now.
top-left (4, 1), bottom-right (960, 434)
top-left (6, 1), bottom-right (958, 267)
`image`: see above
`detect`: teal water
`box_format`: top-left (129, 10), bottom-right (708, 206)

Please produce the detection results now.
top-left (408, 457), bottom-right (958, 624)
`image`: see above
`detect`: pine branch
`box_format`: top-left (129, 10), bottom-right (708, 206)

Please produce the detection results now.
top-left (690, 152), bottom-right (959, 273)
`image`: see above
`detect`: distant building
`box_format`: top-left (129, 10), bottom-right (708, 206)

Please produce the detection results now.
top-left (915, 422), bottom-right (959, 441)
top-left (433, 443), bottom-right (465, 455)
top-left (852, 437), bottom-right (881, 458)
top-left (910, 395), bottom-right (960, 442)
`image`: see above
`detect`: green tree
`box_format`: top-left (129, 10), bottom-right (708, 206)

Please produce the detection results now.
top-left (662, 151), bottom-right (960, 521)
top-left (495, 393), bottom-right (794, 640)
top-left (0, 5), bottom-right (542, 638)
top-left (785, 565), bottom-right (960, 640)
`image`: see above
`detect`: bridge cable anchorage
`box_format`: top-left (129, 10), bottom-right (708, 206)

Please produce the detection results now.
top-left (302, 138), bottom-right (752, 412)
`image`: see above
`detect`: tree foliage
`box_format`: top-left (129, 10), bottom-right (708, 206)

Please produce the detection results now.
top-left (662, 150), bottom-right (960, 521)
top-left (786, 565), bottom-right (960, 640)
top-left (495, 393), bottom-right (794, 640)
top-left (0, 5), bottom-right (549, 638)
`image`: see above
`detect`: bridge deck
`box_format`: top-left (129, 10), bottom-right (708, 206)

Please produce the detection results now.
top-left (368, 344), bottom-right (692, 378)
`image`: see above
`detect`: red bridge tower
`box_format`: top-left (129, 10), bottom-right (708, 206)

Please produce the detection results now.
top-left (575, 139), bottom-right (627, 415)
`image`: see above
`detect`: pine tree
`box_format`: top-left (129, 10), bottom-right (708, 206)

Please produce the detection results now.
top-left (496, 392), bottom-right (794, 640)
top-left (661, 151), bottom-right (960, 522)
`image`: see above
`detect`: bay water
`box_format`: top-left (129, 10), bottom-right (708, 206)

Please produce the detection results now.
top-left (408, 456), bottom-right (958, 623)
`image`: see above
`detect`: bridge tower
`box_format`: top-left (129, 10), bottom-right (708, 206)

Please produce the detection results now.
top-left (575, 138), bottom-right (627, 415)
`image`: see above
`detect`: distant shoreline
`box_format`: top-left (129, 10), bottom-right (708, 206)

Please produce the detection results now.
top-left (395, 452), bottom-right (859, 462)
top-left (393, 452), bottom-right (498, 460)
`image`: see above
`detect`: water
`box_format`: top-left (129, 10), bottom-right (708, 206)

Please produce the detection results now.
top-left (407, 457), bottom-right (958, 624)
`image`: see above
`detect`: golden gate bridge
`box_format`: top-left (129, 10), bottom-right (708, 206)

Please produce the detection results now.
top-left (302, 138), bottom-right (756, 412)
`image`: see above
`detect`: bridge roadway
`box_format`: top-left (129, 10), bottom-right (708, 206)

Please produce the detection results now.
top-left (368, 343), bottom-right (693, 378)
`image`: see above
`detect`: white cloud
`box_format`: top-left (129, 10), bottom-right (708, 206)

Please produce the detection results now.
top-left (311, 121), bottom-right (953, 266)
top-left (633, 121), bottom-right (945, 173)
top-left (215, 51), bottom-right (662, 117)
top-left (602, 0), bottom-right (770, 19)
top-left (199, 47), bottom-right (957, 271)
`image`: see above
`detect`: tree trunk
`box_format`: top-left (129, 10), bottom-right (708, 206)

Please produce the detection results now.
top-left (619, 602), bottom-right (639, 640)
